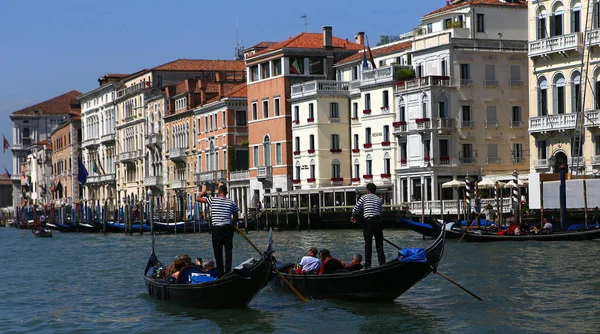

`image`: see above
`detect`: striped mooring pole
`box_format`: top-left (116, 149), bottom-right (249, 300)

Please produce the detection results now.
top-left (465, 173), bottom-right (472, 216)
top-left (512, 169), bottom-right (519, 220)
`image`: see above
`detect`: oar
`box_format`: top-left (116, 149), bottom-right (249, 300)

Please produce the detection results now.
top-left (234, 225), bottom-right (307, 303)
top-left (21, 229), bottom-right (31, 238)
top-left (383, 238), bottom-right (484, 301)
top-left (458, 212), bottom-right (482, 244)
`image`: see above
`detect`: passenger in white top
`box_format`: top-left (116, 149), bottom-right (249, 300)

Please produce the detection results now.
top-left (297, 247), bottom-right (321, 273)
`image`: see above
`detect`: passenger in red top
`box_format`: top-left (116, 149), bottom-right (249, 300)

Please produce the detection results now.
top-left (344, 254), bottom-right (364, 271)
top-left (317, 249), bottom-right (345, 275)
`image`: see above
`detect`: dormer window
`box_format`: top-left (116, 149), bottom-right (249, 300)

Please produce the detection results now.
top-left (175, 97), bottom-right (187, 111)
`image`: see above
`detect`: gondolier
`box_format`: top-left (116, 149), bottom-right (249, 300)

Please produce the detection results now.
top-left (351, 183), bottom-right (386, 269)
top-left (196, 185), bottom-right (240, 277)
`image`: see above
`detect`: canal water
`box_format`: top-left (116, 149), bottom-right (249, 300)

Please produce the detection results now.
top-left (1, 227), bottom-right (599, 333)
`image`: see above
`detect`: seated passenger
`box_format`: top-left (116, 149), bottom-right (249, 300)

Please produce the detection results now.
top-left (294, 247), bottom-right (321, 274)
top-left (201, 257), bottom-right (218, 277)
top-left (181, 254), bottom-right (192, 266)
top-left (160, 255), bottom-right (181, 278)
top-left (318, 249), bottom-right (345, 275)
top-left (169, 259), bottom-right (186, 282)
top-left (542, 219), bottom-right (553, 233)
top-left (344, 254), bottom-right (364, 271)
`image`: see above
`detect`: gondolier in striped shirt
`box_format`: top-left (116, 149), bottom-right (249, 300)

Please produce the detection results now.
top-left (351, 183), bottom-right (386, 269)
top-left (196, 185), bottom-right (240, 278)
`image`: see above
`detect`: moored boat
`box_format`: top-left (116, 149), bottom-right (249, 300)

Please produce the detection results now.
top-left (32, 228), bottom-right (53, 238)
top-left (271, 228), bottom-right (445, 302)
top-left (447, 225), bottom-right (600, 242)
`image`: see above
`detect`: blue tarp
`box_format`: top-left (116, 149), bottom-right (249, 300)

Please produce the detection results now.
top-left (399, 218), bottom-right (435, 229)
top-left (398, 248), bottom-right (427, 263)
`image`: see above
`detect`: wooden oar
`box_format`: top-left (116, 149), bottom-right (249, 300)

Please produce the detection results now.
top-left (383, 238), bottom-right (484, 301)
top-left (21, 229), bottom-right (31, 238)
top-left (458, 212), bottom-right (482, 244)
top-left (234, 225), bottom-right (307, 303)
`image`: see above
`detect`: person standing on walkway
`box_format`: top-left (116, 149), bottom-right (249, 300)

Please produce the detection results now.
top-left (196, 185), bottom-right (240, 277)
top-left (351, 183), bottom-right (386, 269)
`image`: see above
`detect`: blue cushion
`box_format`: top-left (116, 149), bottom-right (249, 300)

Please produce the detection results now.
top-left (398, 248), bottom-right (427, 263)
top-left (190, 273), bottom-right (217, 284)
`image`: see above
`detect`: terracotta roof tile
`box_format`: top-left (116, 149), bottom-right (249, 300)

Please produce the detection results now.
top-left (336, 41), bottom-right (412, 65)
top-left (175, 81), bottom-right (188, 95)
top-left (0, 173), bottom-right (11, 185)
top-left (11, 90), bottom-right (82, 116)
top-left (248, 32), bottom-right (363, 59)
top-left (423, 0), bottom-right (526, 18)
top-left (253, 42), bottom-right (278, 48)
top-left (204, 83), bottom-right (247, 104)
top-left (153, 59), bottom-right (245, 72)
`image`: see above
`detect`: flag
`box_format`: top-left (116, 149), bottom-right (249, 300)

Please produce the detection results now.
top-left (362, 46), bottom-right (368, 70)
top-left (3, 166), bottom-right (10, 179)
top-left (78, 157), bottom-right (88, 185)
top-left (290, 57), bottom-right (302, 74)
top-left (56, 181), bottom-right (63, 198)
top-left (92, 159), bottom-right (99, 174)
top-left (96, 156), bottom-right (106, 175)
top-left (367, 43), bottom-right (376, 69)
top-left (3, 136), bottom-right (9, 153)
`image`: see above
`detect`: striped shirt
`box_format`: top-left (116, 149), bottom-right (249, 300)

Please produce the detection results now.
top-left (207, 196), bottom-right (239, 226)
top-left (352, 193), bottom-right (382, 218)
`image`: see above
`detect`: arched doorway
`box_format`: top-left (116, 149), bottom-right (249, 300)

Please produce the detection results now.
top-left (553, 151), bottom-right (568, 172)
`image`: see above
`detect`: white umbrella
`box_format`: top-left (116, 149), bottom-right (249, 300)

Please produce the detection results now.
top-left (442, 178), bottom-right (466, 188)
top-left (505, 179), bottom-right (528, 188)
top-left (477, 177), bottom-right (506, 189)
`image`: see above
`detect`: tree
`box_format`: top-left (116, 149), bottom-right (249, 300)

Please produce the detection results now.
top-left (394, 68), bottom-right (416, 82)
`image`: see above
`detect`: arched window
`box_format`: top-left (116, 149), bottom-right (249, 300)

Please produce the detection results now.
top-left (331, 159), bottom-right (341, 178)
top-left (384, 152), bottom-right (391, 174)
top-left (295, 161), bottom-right (301, 180)
top-left (571, 1), bottom-right (581, 33)
top-left (536, 6), bottom-right (548, 39)
top-left (571, 71), bottom-right (581, 113)
top-left (366, 154), bottom-right (373, 175)
top-left (309, 159), bottom-right (316, 179)
top-left (553, 73), bottom-right (566, 115)
top-left (538, 76), bottom-right (548, 116)
top-left (550, 2), bottom-right (564, 37)
top-left (263, 135), bottom-right (271, 167)
top-left (354, 159), bottom-right (360, 178)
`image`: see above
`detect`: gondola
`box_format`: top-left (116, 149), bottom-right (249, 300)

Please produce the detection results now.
top-left (153, 220), bottom-right (209, 233)
top-left (271, 228), bottom-right (445, 302)
top-left (446, 225), bottom-right (600, 242)
top-left (143, 230), bottom-right (275, 308)
top-left (105, 221), bottom-right (151, 233)
top-left (397, 217), bottom-right (441, 238)
top-left (32, 228), bottom-right (53, 238)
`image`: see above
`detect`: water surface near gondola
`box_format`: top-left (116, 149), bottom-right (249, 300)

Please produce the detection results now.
top-left (1, 227), bottom-right (599, 333)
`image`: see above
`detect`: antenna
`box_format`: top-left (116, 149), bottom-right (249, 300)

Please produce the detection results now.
top-left (234, 17), bottom-right (244, 60)
top-left (300, 14), bottom-right (308, 32)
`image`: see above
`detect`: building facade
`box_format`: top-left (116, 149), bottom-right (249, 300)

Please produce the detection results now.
top-left (9, 90), bottom-right (82, 207)
top-left (25, 140), bottom-right (53, 205)
top-left (50, 113), bottom-right (82, 205)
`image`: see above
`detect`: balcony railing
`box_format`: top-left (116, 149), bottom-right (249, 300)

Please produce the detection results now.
top-left (169, 147), bottom-right (187, 162)
top-left (459, 156), bottom-right (475, 164)
top-left (171, 179), bottom-right (187, 189)
top-left (591, 155), bottom-right (600, 165)
top-left (100, 173), bottom-right (116, 183)
top-left (144, 132), bottom-right (161, 148)
top-left (229, 170), bottom-right (250, 182)
top-left (100, 133), bottom-right (115, 143)
top-left (87, 175), bottom-right (101, 184)
top-left (534, 159), bottom-right (550, 169)
top-left (120, 150), bottom-right (141, 162)
top-left (585, 110), bottom-right (600, 127)
top-left (144, 175), bottom-right (163, 187)
top-left (396, 75), bottom-right (451, 92)
top-left (257, 166), bottom-right (273, 180)
top-left (194, 171), bottom-right (217, 184)
top-left (290, 80), bottom-right (349, 98)
top-left (82, 138), bottom-right (99, 148)
top-left (511, 121), bottom-right (523, 128)
top-left (485, 120), bottom-right (499, 128)
top-left (436, 118), bottom-right (454, 132)
top-left (483, 80), bottom-right (498, 87)
top-left (528, 32), bottom-right (583, 58)
top-left (486, 157), bottom-right (501, 164)
top-left (529, 113), bottom-right (576, 133)
top-left (568, 156), bottom-right (585, 166)
top-left (116, 81), bottom-right (148, 98)
top-left (509, 80), bottom-right (524, 87)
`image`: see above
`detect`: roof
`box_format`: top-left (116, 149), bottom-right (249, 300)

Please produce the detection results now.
top-left (0, 173), bottom-right (11, 185)
top-left (204, 83), bottom-right (247, 104)
top-left (423, 0), bottom-right (526, 18)
top-left (336, 41), bottom-right (412, 66)
top-left (253, 42), bottom-right (278, 48)
top-left (153, 59), bottom-right (245, 72)
top-left (248, 32), bottom-right (363, 59)
top-left (11, 90), bottom-right (82, 116)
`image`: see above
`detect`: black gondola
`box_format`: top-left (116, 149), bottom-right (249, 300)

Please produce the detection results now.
top-left (143, 230), bottom-right (275, 308)
top-left (32, 228), bottom-right (53, 238)
top-left (271, 228), bottom-right (445, 302)
top-left (446, 226), bottom-right (600, 242)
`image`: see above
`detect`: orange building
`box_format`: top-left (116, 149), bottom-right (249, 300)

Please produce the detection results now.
top-left (244, 27), bottom-right (362, 206)
top-left (50, 111), bottom-right (82, 206)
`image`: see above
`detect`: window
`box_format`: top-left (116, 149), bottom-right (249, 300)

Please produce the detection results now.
top-left (353, 134), bottom-right (359, 149)
top-left (460, 64), bottom-right (471, 85)
top-left (309, 103), bottom-right (314, 119)
top-left (538, 77), bottom-right (548, 116)
top-left (384, 153), bottom-right (391, 174)
top-left (352, 103), bottom-right (358, 119)
top-left (365, 127), bottom-right (372, 144)
top-left (538, 140), bottom-right (548, 159)
top-left (252, 102), bottom-right (258, 120)
top-left (295, 161), bottom-right (301, 180)
top-left (366, 154), bottom-right (373, 175)
top-left (439, 139), bottom-right (449, 159)
top-left (156, 75), bottom-right (163, 86)
top-left (512, 143), bottom-right (524, 162)
top-left (310, 159), bottom-right (316, 179)
top-left (263, 136), bottom-right (271, 166)
top-left (441, 59), bottom-right (447, 77)
top-left (554, 74), bottom-right (566, 115)
top-left (572, 71), bottom-right (581, 113)
top-left (427, 23), bottom-right (433, 33)
top-left (295, 136), bottom-right (300, 152)
top-left (331, 159), bottom-right (341, 179)
top-left (383, 125), bottom-right (390, 142)
top-left (572, 7), bottom-right (580, 33)
top-left (290, 57), bottom-right (304, 75)
top-left (595, 136), bottom-right (600, 155)
top-left (262, 99), bottom-right (269, 118)
top-left (400, 105), bottom-right (406, 121)
top-left (309, 135), bottom-right (315, 150)
top-left (331, 134), bottom-right (340, 150)
top-left (550, 9), bottom-right (563, 36)
top-left (510, 65), bottom-right (521, 86)
top-left (251, 66), bottom-right (259, 81)
top-left (364, 93), bottom-right (371, 110)
top-left (236, 110), bottom-right (247, 126)
top-left (512, 106), bottom-right (522, 126)
top-left (222, 111), bottom-right (226, 128)
top-left (294, 106), bottom-right (300, 122)
top-left (486, 106), bottom-right (497, 128)
top-left (354, 159), bottom-right (360, 178)
top-left (424, 139), bottom-right (431, 159)
top-left (274, 97), bottom-right (280, 116)
top-left (253, 146), bottom-right (259, 167)
top-left (330, 102), bottom-right (339, 119)
top-left (261, 62), bottom-right (271, 79)
top-left (461, 144), bottom-right (473, 163)
top-left (276, 143), bottom-right (282, 165)
top-left (416, 64), bottom-right (423, 78)
top-left (537, 13), bottom-right (546, 39)
top-left (422, 100), bottom-right (428, 118)
top-left (273, 59), bottom-right (282, 76)
top-left (352, 66), bottom-right (358, 81)
top-left (485, 65), bottom-right (496, 86)
top-left (476, 13), bottom-right (485, 32)
top-left (487, 143), bottom-right (498, 162)
top-left (309, 57), bottom-right (324, 75)
top-left (382, 91), bottom-right (389, 108)
top-left (438, 101), bottom-right (447, 118)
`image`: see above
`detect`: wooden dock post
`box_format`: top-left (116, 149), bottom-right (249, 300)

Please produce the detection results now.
top-left (307, 191), bottom-right (311, 231)
top-left (584, 179), bottom-right (588, 229)
top-left (539, 181), bottom-right (544, 229)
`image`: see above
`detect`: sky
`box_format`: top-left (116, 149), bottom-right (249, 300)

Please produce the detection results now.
top-left (0, 0), bottom-right (443, 173)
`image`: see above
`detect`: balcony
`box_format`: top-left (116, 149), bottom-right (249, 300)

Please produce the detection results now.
top-left (307, 117), bottom-right (314, 123)
top-left (459, 156), bottom-right (475, 164)
top-left (87, 175), bottom-right (101, 184)
top-left (528, 32), bottom-right (583, 58)
top-left (290, 80), bottom-right (349, 99)
top-left (486, 157), bottom-right (501, 164)
top-left (82, 138), bottom-right (99, 148)
top-left (307, 177), bottom-right (316, 183)
top-left (229, 170), bottom-right (250, 182)
top-left (483, 80), bottom-right (498, 88)
top-left (352, 148), bottom-right (360, 154)
top-left (363, 174), bottom-right (373, 179)
top-left (308, 149), bottom-right (315, 155)
top-left (171, 179), bottom-right (187, 189)
top-left (485, 120), bottom-right (499, 128)
top-left (169, 147), bottom-right (187, 162)
top-left (257, 166), bottom-right (273, 180)
top-left (194, 171), bottom-right (217, 184)
top-left (144, 133), bottom-right (161, 148)
top-left (511, 121), bottom-right (523, 128)
top-left (100, 133), bottom-right (115, 143)
top-left (363, 109), bottom-right (372, 115)
top-left (436, 118), bottom-right (454, 133)
top-left (585, 110), bottom-right (600, 127)
top-left (144, 175), bottom-right (164, 187)
top-left (396, 76), bottom-right (451, 92)
top-left (529, 114), bottom-right (576, 133)
top-left (330, 177), bottom-right (343, 185)
top-left (116, 81), bottom-right (148, 99)
top-left (216, 170), bottom-right (227, 182)
top-left (437, 156), bottom-right (456, 166)
top-left (509, 80), bottom-right (524, 88)
top-left (100, 173), bottom-right (116, 183)
top-left (360, 65), bottom-right (405, 87)
top-left (591, 156), bottom-right (600, 165)
top-left (534, 159), bottom-right (550, 169)
top-left (392, 122), bottom-right (408, 136)
top-left (568, 156), bottom-right (585, 166)
top-left (120, 150), bottom-right (141, 163)
top-left (380, 106), bottom-right (390, 114)
top-left (415, 118), bottom-right (431, 132)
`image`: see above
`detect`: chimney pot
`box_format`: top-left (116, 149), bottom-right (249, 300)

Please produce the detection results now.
top-left (323, 26), bottom-right (332, 48)
top-left (356, 32), bottom-right (365, 46)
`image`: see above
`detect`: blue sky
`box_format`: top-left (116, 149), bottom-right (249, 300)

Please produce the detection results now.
top-left (0, 0), bottom-right (442, 173)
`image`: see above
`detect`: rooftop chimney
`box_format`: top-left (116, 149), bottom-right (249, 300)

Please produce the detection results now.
top-left (323, 26), bottom-right (332, 48)
top-left (355, 32), bottom-right (365, 46)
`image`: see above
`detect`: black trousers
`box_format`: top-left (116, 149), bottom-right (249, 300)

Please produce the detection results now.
top-left (212, 224), bottom-right (234, 277)
top-left (363, 217), bottom-right (386, 268)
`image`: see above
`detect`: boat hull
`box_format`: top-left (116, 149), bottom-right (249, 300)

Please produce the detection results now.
top-left (450, 227), bottom-right (600, 242)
